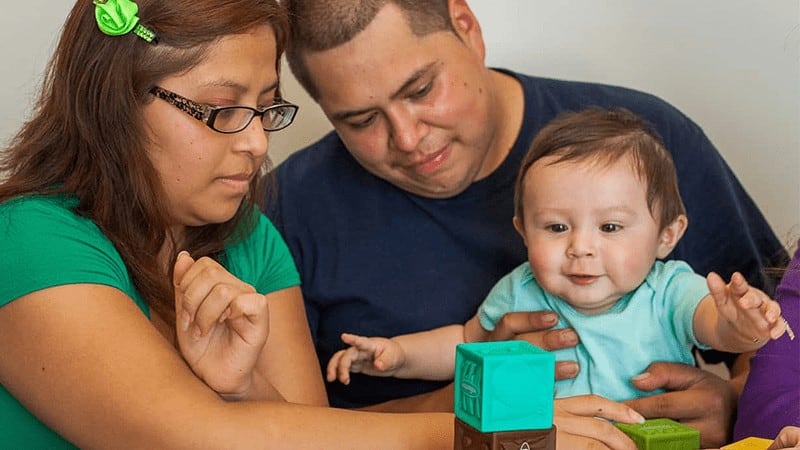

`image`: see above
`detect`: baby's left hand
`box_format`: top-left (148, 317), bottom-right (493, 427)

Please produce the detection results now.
top-left (706, 272), bottom-right (786, 347)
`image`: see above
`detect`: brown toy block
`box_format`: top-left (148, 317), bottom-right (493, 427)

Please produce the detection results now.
top-left (454, 417), bottom-right (556, 450)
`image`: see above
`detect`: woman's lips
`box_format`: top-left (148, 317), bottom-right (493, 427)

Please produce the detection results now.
top-left (217, 173), bottom-right (251, 194)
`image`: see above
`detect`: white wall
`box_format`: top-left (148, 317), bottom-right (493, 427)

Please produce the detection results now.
top-left (3, 1), bottom-right (798, 245)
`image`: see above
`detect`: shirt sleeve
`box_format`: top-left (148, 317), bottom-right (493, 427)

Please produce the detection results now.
top-left (0, 196), bottom-right (134, 308)
top-left (224, 211), bottom-right (300, 295)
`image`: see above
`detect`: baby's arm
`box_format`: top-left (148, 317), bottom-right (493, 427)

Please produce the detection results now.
top-left (326, 324), bottom-right (467, 384)
top-left (694, 272), bottom-right (786, 352)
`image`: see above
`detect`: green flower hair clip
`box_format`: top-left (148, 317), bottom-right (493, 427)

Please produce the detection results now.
top-left (94, 0), bottom-right (158, 44)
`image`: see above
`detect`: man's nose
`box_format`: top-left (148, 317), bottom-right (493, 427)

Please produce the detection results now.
top-left (387, 106), bottom-right (428, 153)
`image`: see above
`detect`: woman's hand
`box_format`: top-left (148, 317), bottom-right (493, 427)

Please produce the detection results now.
top-left (769, 426), bottom-right (800, 450)
top-left (553, 395), bottom-right (641, 450)
top-left (173, 251), bottom-right (270, 400)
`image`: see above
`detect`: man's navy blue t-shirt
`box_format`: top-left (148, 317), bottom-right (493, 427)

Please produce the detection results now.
top-left (267, 70), bottom-right (787, 408)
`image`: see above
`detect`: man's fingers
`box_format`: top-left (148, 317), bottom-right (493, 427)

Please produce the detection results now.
top-left (555, 360), bottom-right (580, 380)
top-left (491, 311), bottom-right (559, 340)
top-left (624, 362), bottom-right (735, 447)
top-left (625, 389), bottom-right (693, 419)
top-left (629, 361), bottom-right (704, 392)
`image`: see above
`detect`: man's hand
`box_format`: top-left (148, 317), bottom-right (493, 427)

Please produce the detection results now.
top-left (487, 311), bottom-right (580, 379)
top-left (625, 362), bottom-right (736, 448)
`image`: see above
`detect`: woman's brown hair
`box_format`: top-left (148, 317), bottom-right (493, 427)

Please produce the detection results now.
top-left (0, 0), bottom-right (289, 327)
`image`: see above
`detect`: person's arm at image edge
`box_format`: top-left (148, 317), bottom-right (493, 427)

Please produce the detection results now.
top-left (0, 284), bottom-right (452, 449)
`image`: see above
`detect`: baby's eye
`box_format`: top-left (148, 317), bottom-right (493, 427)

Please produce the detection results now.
top-left (547, 224), bottom-right (568, 233)
top-left (600, 223), bottom-right (622, 233)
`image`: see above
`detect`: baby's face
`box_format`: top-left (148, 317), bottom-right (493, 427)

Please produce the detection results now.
top-left (514, 155), bottom-right (665, 315)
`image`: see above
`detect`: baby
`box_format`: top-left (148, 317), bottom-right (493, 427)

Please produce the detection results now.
top-left (327, 107), bottom-right (787, 401)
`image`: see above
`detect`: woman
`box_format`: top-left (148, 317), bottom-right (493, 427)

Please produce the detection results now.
top-left (734, 239), bottom-right (799, 441)
top-left (0, 0), bottom-right (454, 447)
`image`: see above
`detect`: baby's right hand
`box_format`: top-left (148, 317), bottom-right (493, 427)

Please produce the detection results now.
top-left (326, 333), bottom-right (406, 385)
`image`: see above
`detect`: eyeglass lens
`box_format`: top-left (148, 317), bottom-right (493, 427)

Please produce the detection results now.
top-left (212, 106), bottom-right (296, 133)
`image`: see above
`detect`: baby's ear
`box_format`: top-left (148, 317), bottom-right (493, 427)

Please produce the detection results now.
top-left (656, 214), bottom-right (688, 258)
top-left (512, 215), bottom-right (528, 247)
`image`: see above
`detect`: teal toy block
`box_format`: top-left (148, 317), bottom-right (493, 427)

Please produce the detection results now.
top-left (454, 340), bottom-right (555, 433)
top-left (615, 418), bottom-right (700, 450)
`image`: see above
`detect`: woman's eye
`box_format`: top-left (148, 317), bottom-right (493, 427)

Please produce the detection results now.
top-left (349, 114), bottom-right (377, 129)
top-left (601, 223), bottom-right (622, 233)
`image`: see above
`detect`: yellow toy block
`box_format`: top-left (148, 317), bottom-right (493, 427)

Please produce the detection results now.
top-left (721, 436), bottom-right (774, 450)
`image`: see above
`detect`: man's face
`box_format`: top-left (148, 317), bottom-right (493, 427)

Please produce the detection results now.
top-left (303, 3), bottom-right (502, 198)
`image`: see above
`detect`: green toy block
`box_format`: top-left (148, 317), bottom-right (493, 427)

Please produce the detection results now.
top-left (615, 418), bottom-right (700, 450)
top-left (454, 340), bottom-right (555, 433)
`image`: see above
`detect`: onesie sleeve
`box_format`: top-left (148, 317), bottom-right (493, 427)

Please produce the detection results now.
top-left (659, 260), bottom-right (711, 349)
top-left (477, 263), bottom-right (535, 331)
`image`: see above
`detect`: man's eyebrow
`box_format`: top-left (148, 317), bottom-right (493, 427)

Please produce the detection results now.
top-left (389, 62), bottom-right (436, 100)
top-left (330, 63), bottom-right (437, 122)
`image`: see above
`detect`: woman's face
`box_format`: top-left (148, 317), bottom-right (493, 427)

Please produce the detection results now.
top-left (143, 25), bottom-right (279, 229)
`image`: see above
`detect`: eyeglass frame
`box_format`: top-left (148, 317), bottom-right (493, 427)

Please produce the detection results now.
top-left (149, 86), bottom-right (298, 134)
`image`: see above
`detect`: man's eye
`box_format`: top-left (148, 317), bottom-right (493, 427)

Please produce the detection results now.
top-left (410, 82), bottom-right (433, 99)
top-left (601, 223), bottom-right (622, 233)
top-left (547, 224), bottom-right (568, 232)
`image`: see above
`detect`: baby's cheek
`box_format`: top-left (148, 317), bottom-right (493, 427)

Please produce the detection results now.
top-left (528, 249), bottom-right (555, 275)
top-left (616, 253), bottom-right (654, 287)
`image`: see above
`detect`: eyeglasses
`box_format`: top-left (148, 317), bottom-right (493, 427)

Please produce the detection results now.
top-left (149, 86), bottom-right (298, 134)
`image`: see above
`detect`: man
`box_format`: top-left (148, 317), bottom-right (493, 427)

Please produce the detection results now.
top-left (268, 0), bottom-right (787, 446)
